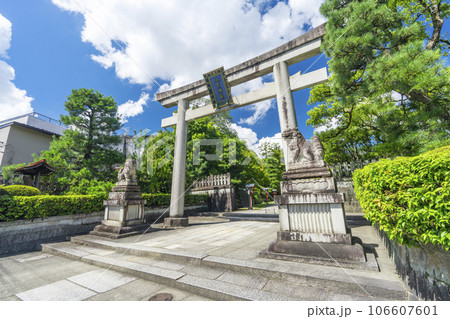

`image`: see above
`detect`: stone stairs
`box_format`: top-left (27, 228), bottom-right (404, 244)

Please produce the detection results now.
top-left (41, 235), bottom-right (407, 301)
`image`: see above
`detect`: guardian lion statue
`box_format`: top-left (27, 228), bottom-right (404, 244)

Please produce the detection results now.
top-left (117, 158), bottom-right (137, 184)
top-left (282, 128), bottom-right (325, 169)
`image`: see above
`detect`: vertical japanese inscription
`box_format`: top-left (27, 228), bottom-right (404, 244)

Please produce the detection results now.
top-left (203, 66), bottom-right (233, 108)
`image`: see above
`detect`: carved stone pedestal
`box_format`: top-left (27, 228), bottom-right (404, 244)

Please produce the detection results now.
top-left (91, 159), bottom-right (150, 239)
top-left (260, 192), bottom-right (367, 267)
top-left (260, 131), bottom-right (375, 269)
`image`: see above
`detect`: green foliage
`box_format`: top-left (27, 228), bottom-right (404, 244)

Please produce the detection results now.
top-left (259, 142), bottom-right (285, 191)
top-left (0, 194), bottom-right (105, 221)
top-left (308, 0), bottom-right (450, 162)
top-left (64, 179), bottom-right (115, 195)
top-left (141, 193), bottom-right (208, 207)
top-left (353, 146), bottom-right (450, 249)
top-left (60, 88), bottom-right (124, 173)
top-left (0, 185), bottom-right (41, 197)
top-left (139, 130), bottom-right (175, 193)
top-left (139, 112), bottom-right (270, 196)
top-left (0, 191), bottom-right (208, 222)
top-left (141, 193), bottom-right (171, 207)
top-left (1, 163), bottom-right (27, 185)
top-left (35, 88), bottom-right (124, 194)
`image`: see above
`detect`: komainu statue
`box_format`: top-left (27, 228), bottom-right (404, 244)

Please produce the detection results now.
top-left (282, 128), bottom-right (325, 170)
top-left (117, 158), bottom-right (137, 184)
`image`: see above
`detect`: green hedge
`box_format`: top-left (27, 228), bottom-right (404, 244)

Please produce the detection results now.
top-left (142, 193), bottom-right (208, 207)
top-left (0, 193), bottom-right (209, 222)
top-left (353, 146), bottom-right (450, 250)
top-left (0, 194), bottom-right (105, 221)
top-left (0, 185), bottom-right (41, 197)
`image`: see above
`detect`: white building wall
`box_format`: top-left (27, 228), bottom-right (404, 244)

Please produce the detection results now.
top-left (0, 125), bottom-right (12, 167)
top-left (1, 125), bottom-right (53, 168)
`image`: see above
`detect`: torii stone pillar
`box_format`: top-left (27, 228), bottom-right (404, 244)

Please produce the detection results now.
top-left (274, 61), bottom-right (298, 167)
top-left (163, 98), bottom-right (189, 228)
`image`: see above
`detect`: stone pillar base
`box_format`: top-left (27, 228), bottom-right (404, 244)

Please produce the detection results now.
top-left (90, 222), bottom-right (151, 239)
top-left (163, 217), bottom-right (189, 228)
top-left (260, 239), bottom-right (378, 271)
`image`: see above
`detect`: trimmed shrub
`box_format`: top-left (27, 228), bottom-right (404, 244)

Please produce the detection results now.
top-left (0, 185), bottom-right (41, 197)
top-left (0, 192), bottom-right (208, 222)
top-left (0, 194), bottom-right (105, 221)
top-left (353, 146), bottom-right (450, 250)
top-left (142, 193), bottom-right (171, 207)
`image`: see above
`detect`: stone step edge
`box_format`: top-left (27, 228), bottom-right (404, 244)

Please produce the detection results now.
top-left (220, 217), bottom-right (279, 222)
top-left (67, 236), bottom-right (405, 300)
top-left (221, 213), bottom-right (279, 218)
top-left (71, 236), bottom-right (207, 265)
top-left (40, 243), bottom-right (294, 301)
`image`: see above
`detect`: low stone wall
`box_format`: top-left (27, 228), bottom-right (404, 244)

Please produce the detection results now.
top-left (0, 211), bottom-right (104, 256)
top-left (375, 227), bottom-right (449, 300)
top-left (190, 188), bottom-right (236, 212)
top-left (336, 178), bottom-right (363, 215)
top-left (0, 204), bottom-right (208, 256)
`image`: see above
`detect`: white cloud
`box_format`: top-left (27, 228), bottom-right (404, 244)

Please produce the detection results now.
top-left (51, 0), bottom-right (326, 125)
top-left (231, 77), bottom-right (275, 125)
top-left (0, 14), bottom-right (33, 121)
top-left (117, 92), bottom-right (150, 123)
top-left (228, 123), bottom-right (283, 157)
top-left (314, 117), bottom-right (339, 134)
top-left (257, 132), bottom-right (283, 149)
top-left (229, 122), bottom-right (258, 148)
top-left (238, 99), bottom-right (274, 125)
top-left (51, 0), bottom-right (326, 89)
top-left (0, 14), bottom-right (12, 57)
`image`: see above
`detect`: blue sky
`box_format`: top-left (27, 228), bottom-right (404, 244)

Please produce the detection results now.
top-left (0, 0), bottom-right (330, 152)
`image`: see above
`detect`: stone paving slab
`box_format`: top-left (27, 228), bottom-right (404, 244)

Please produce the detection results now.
top-left (16, 279), bottom-right (97, 301)
top-left (180, 264), bottom-right (225, 280)
top-left (67, 269), bottom-right (136, 293)
top-left (177, 275), bottom-right (295, 301)
top-left (81, 254), bottom-right (185, 281)
top-left (217, 271), bottom-right (268, 289)
top-left (14, 253), bottom-right (53, 263)
top-left (262, 278), bottom-right (328, 301)
top-left (1, 251), bottom-right (209, 301)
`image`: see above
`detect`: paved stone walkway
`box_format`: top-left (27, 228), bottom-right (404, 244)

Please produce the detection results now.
top-left (0, 250), bottom-right (210, 301)
top-left (1, 215), bottom-right (409, 301)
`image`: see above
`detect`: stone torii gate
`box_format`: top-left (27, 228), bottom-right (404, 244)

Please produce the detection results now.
top-left (156, 24), bottom-right (370, 266)
top-left (155, 24), bottom-right (327, 227)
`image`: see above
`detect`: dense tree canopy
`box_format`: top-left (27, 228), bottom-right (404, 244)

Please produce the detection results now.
top-left (139, 112), bottom-right (270, 200)
top-left (308, 0), bottom-right (450, 163)
top-left (259, 142), bottom-right (285, 191)
top-left (35, 89), bottom-right (124, 193)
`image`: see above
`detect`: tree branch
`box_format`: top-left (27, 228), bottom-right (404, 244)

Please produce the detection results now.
top-left (419, 0), bottom-right (444, 50)
top-left (329, 105), bottom-right (354, 138)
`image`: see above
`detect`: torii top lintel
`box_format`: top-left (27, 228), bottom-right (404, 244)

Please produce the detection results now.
top-left (155, 23), bottom-right (326, 108)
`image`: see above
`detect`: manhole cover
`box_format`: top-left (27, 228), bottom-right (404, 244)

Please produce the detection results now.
top-left (148, 293), bottom-right (173, 301)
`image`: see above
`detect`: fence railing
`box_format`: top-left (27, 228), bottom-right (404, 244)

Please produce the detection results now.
top-left (0, 112), bottom-right (65, 127)
top-left (329, 161), bottom-right (375, 181)
top-left (192, 172), bottom-right (231, 189)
